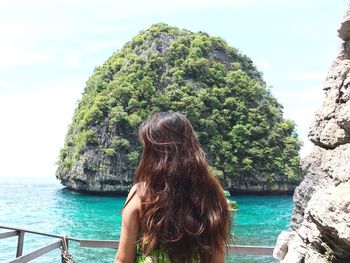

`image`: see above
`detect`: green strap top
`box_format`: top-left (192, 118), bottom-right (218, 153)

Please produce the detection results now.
top-left (135, 247), bottom-right (170, 263)
top-left (135, 247), bottom-right (200, 263)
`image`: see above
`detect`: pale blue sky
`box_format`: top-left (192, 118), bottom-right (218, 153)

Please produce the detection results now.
top-left (0, 0), bottom-right (347, 178)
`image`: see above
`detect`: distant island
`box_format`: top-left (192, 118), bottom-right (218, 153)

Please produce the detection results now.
top-left (56, 23), bottom-right (301, 195)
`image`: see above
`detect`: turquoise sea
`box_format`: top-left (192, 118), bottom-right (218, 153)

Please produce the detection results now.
top-left (0, 177), bottom-right (293, 262)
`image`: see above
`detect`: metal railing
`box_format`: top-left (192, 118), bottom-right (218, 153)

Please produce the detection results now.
top-left (0, 225), bottom-right (274, 262)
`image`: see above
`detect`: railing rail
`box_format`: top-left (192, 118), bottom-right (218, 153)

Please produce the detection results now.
top-left (0, 225), bottom-right (274, 262)
top-left (9, 241), bottom-right (62, 263)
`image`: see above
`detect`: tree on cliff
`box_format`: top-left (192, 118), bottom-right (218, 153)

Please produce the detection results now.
top-left (56, 23), bottom-right (301, 193)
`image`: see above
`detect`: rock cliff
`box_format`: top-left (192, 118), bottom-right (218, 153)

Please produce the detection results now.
top-left (56, 23), bottom-right (301, 194)
top-left (274, 9), bottom-right (350, 263)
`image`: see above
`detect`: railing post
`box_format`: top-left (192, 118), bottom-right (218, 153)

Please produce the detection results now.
top-left (16, 231), bottom-right (24, 257)
top-left (61, 239), bottom-right (63, 263)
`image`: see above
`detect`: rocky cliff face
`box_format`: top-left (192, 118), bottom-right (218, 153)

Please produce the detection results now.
top-left (273, 9), bottom-right (350, 263)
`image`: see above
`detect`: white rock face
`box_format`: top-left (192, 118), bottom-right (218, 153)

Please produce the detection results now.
top-left (273, 231), bottom-right (295, 260)
top-left (274, 7), bottom-right (350, 263)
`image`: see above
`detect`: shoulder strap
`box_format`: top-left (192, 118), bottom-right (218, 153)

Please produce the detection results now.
top-left (123, 188), bottom-right (137, 209)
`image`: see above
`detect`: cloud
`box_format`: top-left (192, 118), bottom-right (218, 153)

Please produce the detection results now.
top-left (0, 0), bottom-right (254, 17)
top-left (0, 24), bottom-right (44, 41)
top-left (255, 58), bottom-right (271, 71)
top-left (0, 0), bottom-right (287, 70)
top-left (273, 85), bottom-right (325, 158)
top-left (0, 0), bottom-right (51, 7)
top-left (22, 0), bottom-right (266, 19)
top-left (0, 80), bottom-right (83, 178)
top-left (84, 40), bottom-right (119, 52)
top-left (0, 81), bottom-right (9, 89)
top-left (0, 46), bottom-right (49, 70)
top-left (300, 141), bottom-right (314, 158)
top-left (0, 17), bottom-right (123, 70)
top-left (274, 85), bottom-right (324, 129)
top-left (291, 71), bottom-right (327, 81)
top-left (61, 40), bottom-right (122, 68)
top-left (274, 85), bottom-right (324, 100)
top-left (0, 23), bottom-right (50, 70)
top-left (64, 50), bottom-right (83, 68)
top-left (88, 24), bottom-right (131, 34)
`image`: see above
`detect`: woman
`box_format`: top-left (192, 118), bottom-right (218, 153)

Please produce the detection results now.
top-left (115, 112), bottom-right (231, 263)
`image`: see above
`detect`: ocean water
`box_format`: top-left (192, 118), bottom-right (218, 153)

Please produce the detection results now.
top-left (0, 177), bottom-right (293, 262)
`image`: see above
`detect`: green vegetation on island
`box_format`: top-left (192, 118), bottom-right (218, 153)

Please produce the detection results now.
top-left (56, 23), bottom-right (301, 193)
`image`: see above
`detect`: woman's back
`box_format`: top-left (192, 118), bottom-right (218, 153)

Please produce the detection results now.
top-left (115, 112), bottom-right (231, 263)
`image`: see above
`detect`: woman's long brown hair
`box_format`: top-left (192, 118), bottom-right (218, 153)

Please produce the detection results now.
top-left (135, 112), bottom-right (231, 263)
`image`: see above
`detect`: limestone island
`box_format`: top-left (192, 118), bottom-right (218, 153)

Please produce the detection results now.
top-left (56, 23), bottom-right (301, 195)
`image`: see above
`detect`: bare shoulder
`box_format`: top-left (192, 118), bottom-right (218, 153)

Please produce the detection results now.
top-left (128, 183), bottom-right (138, 195)
top-left (127, 183), bottom-right (140, 200)
top-left (124, 183), bottom-right (141, 214)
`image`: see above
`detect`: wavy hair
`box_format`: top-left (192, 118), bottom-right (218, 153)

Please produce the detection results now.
top-left (135, 112), bottom-right (231, 263)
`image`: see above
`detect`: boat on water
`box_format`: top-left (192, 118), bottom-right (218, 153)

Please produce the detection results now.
top-left (224, 190), bottom-right (238, 212)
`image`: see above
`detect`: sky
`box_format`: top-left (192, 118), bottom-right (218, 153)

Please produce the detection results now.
top-left (0, 0), bottom-right (347, 178)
